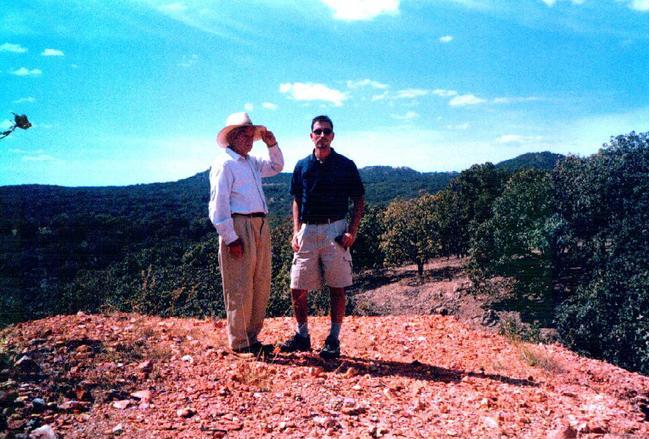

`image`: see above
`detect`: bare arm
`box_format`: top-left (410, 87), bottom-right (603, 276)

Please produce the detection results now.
top-left (291, 198), bottom-right (302, 252)
top-left (257, 128), bottom-right (284, 177)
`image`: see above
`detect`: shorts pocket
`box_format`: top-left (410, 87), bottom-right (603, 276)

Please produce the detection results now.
top-left (343, 251), bottom-right (353, 271)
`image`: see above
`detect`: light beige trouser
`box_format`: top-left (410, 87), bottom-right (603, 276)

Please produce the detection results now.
top-left (218, 215), bottom-right (271, 350)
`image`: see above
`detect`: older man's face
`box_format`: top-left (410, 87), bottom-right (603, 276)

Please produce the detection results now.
top-left (228, 126), bottom-right (256, 156)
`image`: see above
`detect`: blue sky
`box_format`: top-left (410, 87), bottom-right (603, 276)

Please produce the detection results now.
top-left (1, 0), bottom-right (648, 186)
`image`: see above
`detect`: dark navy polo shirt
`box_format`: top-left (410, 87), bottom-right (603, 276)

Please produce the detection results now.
top-left (290, 149), bottom-right (365, 223)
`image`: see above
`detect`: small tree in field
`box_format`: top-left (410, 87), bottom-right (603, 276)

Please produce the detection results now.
top-left (380, 194), bottom-right (439, 276)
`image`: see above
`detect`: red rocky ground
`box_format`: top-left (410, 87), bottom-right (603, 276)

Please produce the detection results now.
top-left (2, 311), bottom-right (648, 438)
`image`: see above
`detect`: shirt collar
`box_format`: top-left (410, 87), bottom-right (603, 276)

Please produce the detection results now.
top-left (310, 148), bottom-right (336, 163)
top-left (226, 146), bottom-right (247, 160)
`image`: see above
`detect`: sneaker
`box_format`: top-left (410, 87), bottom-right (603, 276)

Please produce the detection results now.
top-left (279, 333), bottom-right (311, 352)
top-left (319, 335), bottom-right (340, 359)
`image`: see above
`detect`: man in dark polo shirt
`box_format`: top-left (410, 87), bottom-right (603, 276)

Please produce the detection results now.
top-left (280, 115), bottom-right (365, 359)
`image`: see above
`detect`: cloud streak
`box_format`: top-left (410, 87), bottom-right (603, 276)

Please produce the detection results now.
top-left (449, 94), bottom-right (486, 106)
top-left (391, 111), bottom-right (419, 120)
top-left (321, 0), bottom-right (400, 21)
top-left (41, 48), bottom-right (64, 56)
top-left (10, 67), bottom-right (42, 77)
top-left (0, 43), bottom-right (28, 53)
top-left (347, 79), bottom-right (388, 89)
top-left (625, 0), bottom-right (649, 11)
top-left (496, 134), bottom-right (544, 145)
top-left (279, 82), bottom-right (347, 107)
top-left (12, 97), bottom-right (36, 104)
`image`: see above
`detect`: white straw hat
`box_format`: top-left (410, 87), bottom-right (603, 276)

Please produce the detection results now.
top-left (216, 112), bottom-right (265, 148)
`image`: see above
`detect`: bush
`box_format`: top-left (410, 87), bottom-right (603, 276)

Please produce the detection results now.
top-left (556, 258), bottom-right (649, 374)
top-left (553, 132), bottom-right (649, 374)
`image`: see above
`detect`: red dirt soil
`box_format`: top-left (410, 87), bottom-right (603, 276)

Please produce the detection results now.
top-left (2, 310), bottom-right (648, 438)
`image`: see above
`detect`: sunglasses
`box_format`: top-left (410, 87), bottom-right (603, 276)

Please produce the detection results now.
top-left (312, 128), bottom-right (333, 136)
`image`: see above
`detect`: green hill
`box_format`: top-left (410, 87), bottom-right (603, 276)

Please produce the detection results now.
top-left (495, 151), bottom-right (564, 172)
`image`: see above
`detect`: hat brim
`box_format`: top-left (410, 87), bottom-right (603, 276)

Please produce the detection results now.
top-left (216, 124), bottom-right (266, 148)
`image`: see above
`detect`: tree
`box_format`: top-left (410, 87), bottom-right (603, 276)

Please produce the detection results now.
top-left (447, 163), bottom-right (509, 256)
top-left (433, 189), bottom-right (464, 258)
top-left (380, 194), bottom-right (439, 276)
top-left (351, 204), bottom-right (386, 271)
top-left (554, 132), bottom-right (649, 374)
top-left (469, 169), bottom-right (561, 322)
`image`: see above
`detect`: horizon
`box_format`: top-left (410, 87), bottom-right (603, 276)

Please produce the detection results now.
top-left (0, 150), bottom-right (561, 189)
top-left (1, 0), bottom-right (648, 186)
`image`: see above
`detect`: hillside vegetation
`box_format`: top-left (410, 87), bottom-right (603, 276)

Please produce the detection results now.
top-left (2, 138), bottom-right (649, 378)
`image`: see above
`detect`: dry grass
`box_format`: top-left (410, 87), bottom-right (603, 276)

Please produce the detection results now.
top-left (516, 342), bottom-right (563, 374)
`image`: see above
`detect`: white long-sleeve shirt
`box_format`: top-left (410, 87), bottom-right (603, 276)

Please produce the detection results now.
top-left (208, 145), bottom-right (284, 244)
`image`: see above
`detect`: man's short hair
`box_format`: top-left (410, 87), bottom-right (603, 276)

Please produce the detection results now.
top-left (311, 115), bottom-right (334, 132)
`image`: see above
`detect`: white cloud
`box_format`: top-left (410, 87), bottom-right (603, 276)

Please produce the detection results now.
top-left (446, 0), bottom-right (492, 10)
top-left (12, 96), bottom-right (36, 104)
top-left (493, 96), bottom-right (541, 104)
top-left (41, 48), bottom-right (64, 56)
top-left (449, 94), bottom-right (486, 106)
top-left (541, 0), bottom-right (587, 6)
top-left (262, 102), bottom-right (278, 110)
top-left (625, 0), bottom-right (649, 11)
top-left (178, 54), bottom-right (198, 68)
top-left (394, 88), bottom-right (429, 99)
top-left (244, 103), bottom-right (254, 112)
top-left (279, 82), bottom-right (347, 107)
top-left (321, 0), bottom-right (399, 21)
top-left (371, 91), bottom-right (389, 101)
top-left (496, 134), bottom-right (543, 144)
top-left (432, 89), bottom-right (458, 97)
top-left (0, 43), bottom-right (28, 53)
top-left (391, 111), bottom-right (419, 120)
top-left (23, 154), bottom-right (56, 162)
top-left (10, 149), bottom-right (56, 161)
top-left (346, 79), bottom-right (388, 89)
top-left (439, 35), bottom-right (454, 43)
top-left (10, 67), bottom-right (42, 77)
top-left (159, 2), bottom-right (188, 13)
top-left (446, 122), bottom-right (470, 130)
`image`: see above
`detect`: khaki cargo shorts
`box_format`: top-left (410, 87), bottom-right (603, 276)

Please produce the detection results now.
top-left (290, 219), bottom-right (353, 290)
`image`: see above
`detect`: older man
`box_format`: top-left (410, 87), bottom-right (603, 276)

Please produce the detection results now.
top-left (281, 115), bottom-right (365, 359)
top-left (209, 112), bottom-right (284, 354)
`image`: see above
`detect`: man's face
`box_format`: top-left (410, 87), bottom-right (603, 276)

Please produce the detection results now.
top-left (310, 120), bottom-right (334, 154)
top-left (228, 125), bottom-right (255, 156)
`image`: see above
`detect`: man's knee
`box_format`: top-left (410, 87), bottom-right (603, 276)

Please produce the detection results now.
top-left (291, 288), bottom-right (308, 302)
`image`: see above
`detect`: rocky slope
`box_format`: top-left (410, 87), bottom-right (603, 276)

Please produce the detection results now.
top-left (2, 311), bottom-right (648, 438)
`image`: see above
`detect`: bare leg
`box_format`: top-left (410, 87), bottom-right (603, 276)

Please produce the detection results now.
top-left (329, 287), bottom-right (346, 324)
top-left (291, 288), bottom-right (309, 324)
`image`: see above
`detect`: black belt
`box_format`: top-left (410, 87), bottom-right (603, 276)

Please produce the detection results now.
top-left (303, 217), bottom-right (344, 224)
top-left (233, 212), bottom-right (266, 218)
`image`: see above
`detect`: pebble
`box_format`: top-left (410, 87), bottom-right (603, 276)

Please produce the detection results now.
top-left (177, 407), bottom-right (195, 418)
top-left (113, 400), bottom-right (131, 410)
top-left (29, 424), bottom-right (57, 439)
